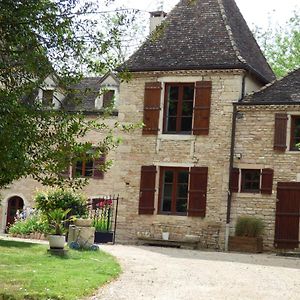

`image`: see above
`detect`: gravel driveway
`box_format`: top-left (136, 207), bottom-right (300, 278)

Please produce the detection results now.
top-left (89, 245), bottom-right (300, 300)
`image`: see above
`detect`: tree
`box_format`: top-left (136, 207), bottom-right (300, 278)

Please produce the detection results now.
top-left (0, 0), bottom-right (137, 189)
top-left (254, 11), bottom-right (300, 78)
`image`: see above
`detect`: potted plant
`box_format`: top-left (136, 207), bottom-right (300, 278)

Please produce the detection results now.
top-left (91, 199), bottom-right (114, 243)
top-left (229, 216), bottom-right (264, 253)
top-left (46, 208), bottom-right (73, 249)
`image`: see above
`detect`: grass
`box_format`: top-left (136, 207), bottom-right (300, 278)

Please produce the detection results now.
top-left (0, 240), bottom-right (121, 300)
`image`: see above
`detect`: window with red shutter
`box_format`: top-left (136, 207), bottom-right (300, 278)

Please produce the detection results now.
top-left (274, 113), bottom-right (287, 151)
top-left (93, 155), bottom-right (105, 179)
top-left (143, 82), bottom-right (162, 135)
top-left (193, 81), bottom-right (212, 135)
top-left (139, 166), bottom-right (157, 214)
top-left (188, 167), bottom-right (208, 217)
top-left (261, 168), bottom-right (274, 194)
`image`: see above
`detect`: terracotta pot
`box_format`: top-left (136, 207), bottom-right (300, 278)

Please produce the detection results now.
top-left (48, 235), bottom-right (66, 249)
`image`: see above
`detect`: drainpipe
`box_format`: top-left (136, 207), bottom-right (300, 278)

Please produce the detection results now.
top-left (224, 74), bottom-right (246, 251)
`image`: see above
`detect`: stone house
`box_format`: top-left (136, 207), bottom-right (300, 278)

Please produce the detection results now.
top-left (2, 0), bottom-right (298, 251)
top-left (233, 68), bottom-right (300, 250)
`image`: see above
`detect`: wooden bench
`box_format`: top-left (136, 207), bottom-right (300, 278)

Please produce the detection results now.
top-left (137, 237), bottom-right (198, 250)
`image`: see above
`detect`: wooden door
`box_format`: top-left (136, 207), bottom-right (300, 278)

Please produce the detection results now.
top-left (6, 196), bottom-right (24, 228)
top-left (274, 183), bottom-right (300, 249)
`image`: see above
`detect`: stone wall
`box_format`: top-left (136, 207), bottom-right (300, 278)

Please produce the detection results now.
top-left (233, 104), bottom-right (300, 250)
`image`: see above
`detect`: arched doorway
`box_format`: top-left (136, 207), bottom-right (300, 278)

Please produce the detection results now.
top-left (6, 196), bottom-right (24, 229)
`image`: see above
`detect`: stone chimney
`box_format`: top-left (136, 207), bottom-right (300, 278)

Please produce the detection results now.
top-left (149, 11), bottom-right (167, 34)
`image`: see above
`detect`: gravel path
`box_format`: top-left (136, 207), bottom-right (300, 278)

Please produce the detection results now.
top-left (90, 245), bottom-right (300, 300)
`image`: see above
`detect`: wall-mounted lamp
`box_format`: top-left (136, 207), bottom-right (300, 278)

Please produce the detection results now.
top-left (235, 153), bottom-right (242, 159)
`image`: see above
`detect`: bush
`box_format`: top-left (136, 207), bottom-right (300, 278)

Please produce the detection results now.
top-left (9, 213), bottom-right (50, 235)
top-left (35, 188), bottom-right (88, 217)
top-left (235, 216), bottom-right (264, 237)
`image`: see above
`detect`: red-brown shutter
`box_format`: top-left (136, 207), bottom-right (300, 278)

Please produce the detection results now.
top-left (188, 167), bottom-right (208, 217)
top-left (274, 113), bottom-right (287, 151)
top-left (193, 81), bottom-right (212, 135)
top-left (139, 166), bottom-right (157, 214)
top-left (261, 168), bottom-right (274, 194)
top-left (230, 168), bottom-right (240, 193)
top-left (93, 156), bottom-right (105, 179)
top-left (142, 82), bottom-right (162, 135)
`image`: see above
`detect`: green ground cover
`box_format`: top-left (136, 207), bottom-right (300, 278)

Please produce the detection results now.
top-left (0, 240), bottom-right (120, 300)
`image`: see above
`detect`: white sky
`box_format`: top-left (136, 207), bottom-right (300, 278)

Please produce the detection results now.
top-left (115, 0), bottom-right (300, 29)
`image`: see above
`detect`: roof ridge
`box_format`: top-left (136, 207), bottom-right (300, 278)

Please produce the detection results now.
top-left (217, 0), bottom-right (246, 65)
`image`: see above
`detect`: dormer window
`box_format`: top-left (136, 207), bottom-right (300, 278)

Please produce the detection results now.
top-left (42, 89), bottom-right (54, 106)
top-left (103, 90), bottom-right (115, 108)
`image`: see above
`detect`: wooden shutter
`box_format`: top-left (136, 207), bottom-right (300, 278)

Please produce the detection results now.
top-left (93, 156), bottom-right (105, 179)
top-left (274, 113), bottom-right (287, 151)
top-left (261, 168), bottom-right (274, 194)
top-left (230, 168), bottom-right (240, 193)
top-left (188, 167), bottom-right (208, 217)
top-left (142, 82), bottom-right (162, 135)
top-left (139, 166), bottom-right (157, 214)
top-left (193, 81), bottom-right (212, 135)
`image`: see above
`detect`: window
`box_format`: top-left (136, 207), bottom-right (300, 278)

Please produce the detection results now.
top-left (159, 167), bottom-right (189, 215)
top-left (231, 168), bottom-right (273, 195)
top-left (42, 90), bottom-right (54, 106)
top-left (163, 83), bottom-right (194, 134)
top-left (139, 165), bottom-right (208, 217)
top-left (75, 159), bottom-right (94, 177)
top-left (290, 116), bottom-right (300, 151)
top-left (241, 169), bottom-right (260, 193)
top-left (103, 90), bottom-right (115, 108)
top-left (73, 152), bottom-right (105, 179)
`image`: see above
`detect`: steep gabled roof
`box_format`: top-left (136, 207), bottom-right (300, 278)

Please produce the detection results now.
top-left (241, 68), bottom-right (300, 104)
top-left (124, 0), bottom-right (275, 83)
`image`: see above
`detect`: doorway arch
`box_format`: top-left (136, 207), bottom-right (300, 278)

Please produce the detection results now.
top-left (6, 196), bottom-right (24, 229)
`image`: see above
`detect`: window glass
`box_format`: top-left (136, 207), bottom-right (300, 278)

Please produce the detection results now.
top-left (291, 116), bottom-right (300, 150)
top-left (161, 168), bottom-right (188, 215)
top-left (164, 84), bottom-right (194, 134)
top-left (241, 169), bottom-right (260, 193)
top-left (42, 90), bottom-right (54, 106)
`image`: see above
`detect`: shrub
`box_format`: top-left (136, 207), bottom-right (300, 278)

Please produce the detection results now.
top-left (9, 212), bottom-right (50, 235)
top-left (235, 216), bottom-right (264, 237)
top-left (35, 188), bottom-right (88, 217)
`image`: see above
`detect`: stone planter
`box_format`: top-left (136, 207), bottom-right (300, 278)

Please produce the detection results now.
top-left (48, 235), bottom-right (66, 249)
top-left (74, 218), bottom-right (92, 227)
top-left (228, 236), bottom-right (263, 253)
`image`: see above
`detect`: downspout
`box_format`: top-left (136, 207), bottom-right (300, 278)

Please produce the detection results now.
top-left (224, 74), bottom-right (246, 251)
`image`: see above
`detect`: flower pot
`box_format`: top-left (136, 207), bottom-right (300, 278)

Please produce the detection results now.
top-left (162, 232), bottom-right (169, 241)
top-left (228, 236), bottom-right (263, 253)
top-left (48, 235), bottom-right (66, 249)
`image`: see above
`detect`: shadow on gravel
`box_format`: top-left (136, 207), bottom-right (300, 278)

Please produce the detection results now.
top-left (131, 245), bottom-right (300, 270)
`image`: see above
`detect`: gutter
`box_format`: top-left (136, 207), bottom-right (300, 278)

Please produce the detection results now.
top-left (224, 74), bottom-right (245, 251)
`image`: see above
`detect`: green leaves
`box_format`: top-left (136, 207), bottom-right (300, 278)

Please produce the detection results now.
top-left (254, 11), bottom-right (300, 78)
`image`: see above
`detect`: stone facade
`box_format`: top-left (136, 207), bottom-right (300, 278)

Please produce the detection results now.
top-left (232, 104), bottom-right (300, 250)
top-left (113, 69), bottom-right (263, 249)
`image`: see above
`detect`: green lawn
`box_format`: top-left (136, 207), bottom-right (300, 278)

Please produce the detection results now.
top-left (0, 240), bottom-right (121, 300)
